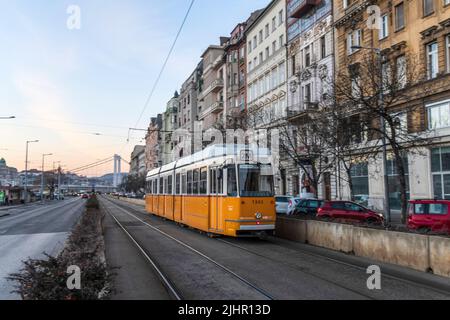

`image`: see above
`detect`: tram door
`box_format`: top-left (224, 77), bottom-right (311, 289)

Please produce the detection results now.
top-left (209, 167), bottom-right (220, 231)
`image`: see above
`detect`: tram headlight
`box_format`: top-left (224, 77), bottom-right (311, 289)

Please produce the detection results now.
top-left (255, 212), bottom-right (262, 219)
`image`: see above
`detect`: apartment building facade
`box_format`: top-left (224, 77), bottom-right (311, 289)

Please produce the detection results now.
top-left (281, 0), bottom-right (335, 198)
top-left (161, 91), bottom-right (179, 165)
top-left (129, 145), bottom-right (146, 176)
top-left (176, 63), bottom-right (203, 159)
top-left (246, 0), bottom-right (288, 126)
top-left (334, 0), bottom-right (450, 210)
top-left (197, 41), bottom-right (227, 132)
top-left (145, 114), bottom-right (162, 171)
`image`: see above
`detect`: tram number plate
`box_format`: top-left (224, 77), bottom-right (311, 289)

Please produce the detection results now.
top-left (240, 150), bottom-right (253, 162)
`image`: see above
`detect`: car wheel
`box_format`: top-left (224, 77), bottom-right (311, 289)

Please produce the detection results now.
top-left (320, 215), bottom-right (331, 222)
top-left (365, 218), bottom-right (378, 226)
top-left (418, 227), bottom-right (431, 234)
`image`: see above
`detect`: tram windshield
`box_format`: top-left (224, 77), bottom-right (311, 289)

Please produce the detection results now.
top-left (238, 164), bottom-right (274, 197)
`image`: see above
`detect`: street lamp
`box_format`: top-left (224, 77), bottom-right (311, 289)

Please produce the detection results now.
top-left (24, 140), bottom-right (39, 203)
top-left (41, 153), bottom-right (53, 204)
top-left (351, 45), bottom-right (391, 224)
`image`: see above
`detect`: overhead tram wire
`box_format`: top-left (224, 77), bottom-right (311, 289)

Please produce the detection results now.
top-left (119, 0), bottom-right (196, 156)
top-left (68, 157), bottom-right (114, 173)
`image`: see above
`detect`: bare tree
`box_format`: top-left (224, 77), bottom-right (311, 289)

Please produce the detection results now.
top-left (332, 52), bottom-right (429, 223)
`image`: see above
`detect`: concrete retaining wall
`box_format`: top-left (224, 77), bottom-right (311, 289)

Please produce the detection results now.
top-left (307, 220), bottom-right (354, 253)
top-left (429, 236), bottom-right (450, 278)
top-left (276, 216), bottom-right (450, 278)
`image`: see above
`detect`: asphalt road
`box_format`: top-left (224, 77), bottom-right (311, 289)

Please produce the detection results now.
top-left (0, 198), bottom-right (85, 299)
top-left (102, 196), bottom-right (450, 300)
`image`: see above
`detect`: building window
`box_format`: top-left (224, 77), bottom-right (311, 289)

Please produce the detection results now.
top-left (272, 17), bottom-right (276, 32)
top-left (271, 67), bottom-right (278, 89)
top-left (446, 0), bottom-right (450, 5)
top-left (379, 14), bottom-right (389, 40)
top-left (320, 35), bottom-right (326, 59)
top-left (423, 0), bottom-right (434, 16)
top-left (272, 41), bottom-right (277, 53)
top-left (249, 61), bottom-right (252, 71)
top-left (343, 0), bottom-right (351, 9)
top-left (427, 41), bottom-right (439, 79)
top-left (387, 155), bottom-right (410, 210)
top-left (279, 61), bottom-right (286, 84)
top-left (431, 147), bottom-right (450, 200)
top-left (291, 54), bottom-right (296, 76)
top-left (395, 3), bottom-right (405, 31)
top-left (447, 35), bottom-right (450, 73)
top-left (428, 100), bottom-right (450, 130)
top-left (265, 47), bottom-right (270, 60)
top-left (347, 29), bottom-right (361, 55)
top-left (279, 35), bottom-right (284, 48)
top-left (396, 55), bottom-right (407, 89)
top-left (265, 24), bottom-right (270, 38)
top-left (248, 41), bottom-right (252, 53)
top-left (265, 73), bottom-right (271, 92)
top-left (253, 36), bottom-right (257, 49)
top-left (278, 9), bottom-right (284, 26)
top-left (259, 52), bottom-right (263, 64)
top-left (259, 30), bottom-right (263, 44)
top-left (350, 162), bottom-right (369, 205)
top-left (305, 46), bottom-right (311, 67)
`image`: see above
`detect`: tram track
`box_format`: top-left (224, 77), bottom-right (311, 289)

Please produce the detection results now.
top-left (103, 196), bottom-right (450, 300)
top-left (101, 201), bottom-right (183, 300)
top-left (101, 196), bottom-right (274, 300)
top-left (217, 237), bottom-right (450, 299)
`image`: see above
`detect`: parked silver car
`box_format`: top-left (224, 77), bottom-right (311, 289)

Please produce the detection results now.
top-left (275, 196), bottom-right (292, 214)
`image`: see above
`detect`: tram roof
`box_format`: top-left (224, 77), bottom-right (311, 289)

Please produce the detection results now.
top-left (147, 144), bottom-right (271, 178)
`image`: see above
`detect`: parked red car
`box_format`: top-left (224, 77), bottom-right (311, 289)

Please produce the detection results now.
top-left (317, 201), bottom-right (384, 225)
top-left (407, 199), bottom-right (450, 234)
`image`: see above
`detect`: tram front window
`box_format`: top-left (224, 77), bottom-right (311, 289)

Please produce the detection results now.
top-left (239, 164), bottom-right (274, 197)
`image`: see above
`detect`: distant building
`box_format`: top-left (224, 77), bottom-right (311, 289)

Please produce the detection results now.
top-left (129, 145), bottom-right (146, 176)
top-left (197, 39), bottom-right (228, 131)
top-left (0, 158), bottom-right (18, 186)
top-left (161, 91), bottom-right (180, 165)
top-left (176, 62), bottom-right (203, 158)
top-left (246, 0), bottom-right (287, 127)
top-left (145, 114), bottom-right (163, 171)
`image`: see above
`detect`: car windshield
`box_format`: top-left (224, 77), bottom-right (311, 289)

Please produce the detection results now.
top-left (276, 197), bottom-right (290, 203)
top-left (239, 164), bottom-right (274, 197)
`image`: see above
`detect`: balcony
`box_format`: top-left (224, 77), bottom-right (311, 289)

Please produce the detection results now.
top-left (198, 78), bottom-right (224, 101)
top-left (198, 101), bottom-right (224, 120)
top-left (210, 101), bottom-right (224, 114)
top-left (290, 0), bottom-right (321, 19)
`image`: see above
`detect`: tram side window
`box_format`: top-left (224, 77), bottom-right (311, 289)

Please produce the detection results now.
top-left (159, 177), bottom-right (164, 194)
top-left (182, 174), bottom-right (187, 194)
top-left (210, 169), bottom-right (216, 194)
top-left (218, 168), bottom-right (223, 194)
top-left (168, 175), bottom-right (173, 195)
top-left (176, 173), bottom-right (181, 195)
top-left (187, 171), bottom-right (193, 194)
top-left (154, 179), bottom-right (158, 194)
top-left (200, 167), bottom-right (207, 195)
top-left (147, 181), bottom-right (152, 194)
top-left (227, 165), bottom-right (238, 197)
top-left (193, 169), bottom-right (199, 194)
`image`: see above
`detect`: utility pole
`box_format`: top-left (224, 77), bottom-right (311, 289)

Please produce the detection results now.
top-left (24, 140), bottom-right (39, 203)
top-left (41, 153), bottom-right (52, 204)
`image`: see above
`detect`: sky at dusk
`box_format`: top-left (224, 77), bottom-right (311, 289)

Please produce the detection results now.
top-left (0, 0), bottom-right (269, 176)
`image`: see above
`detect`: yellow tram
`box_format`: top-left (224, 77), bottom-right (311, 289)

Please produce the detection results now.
top-left (145, 144), bottom-right (276, 237)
